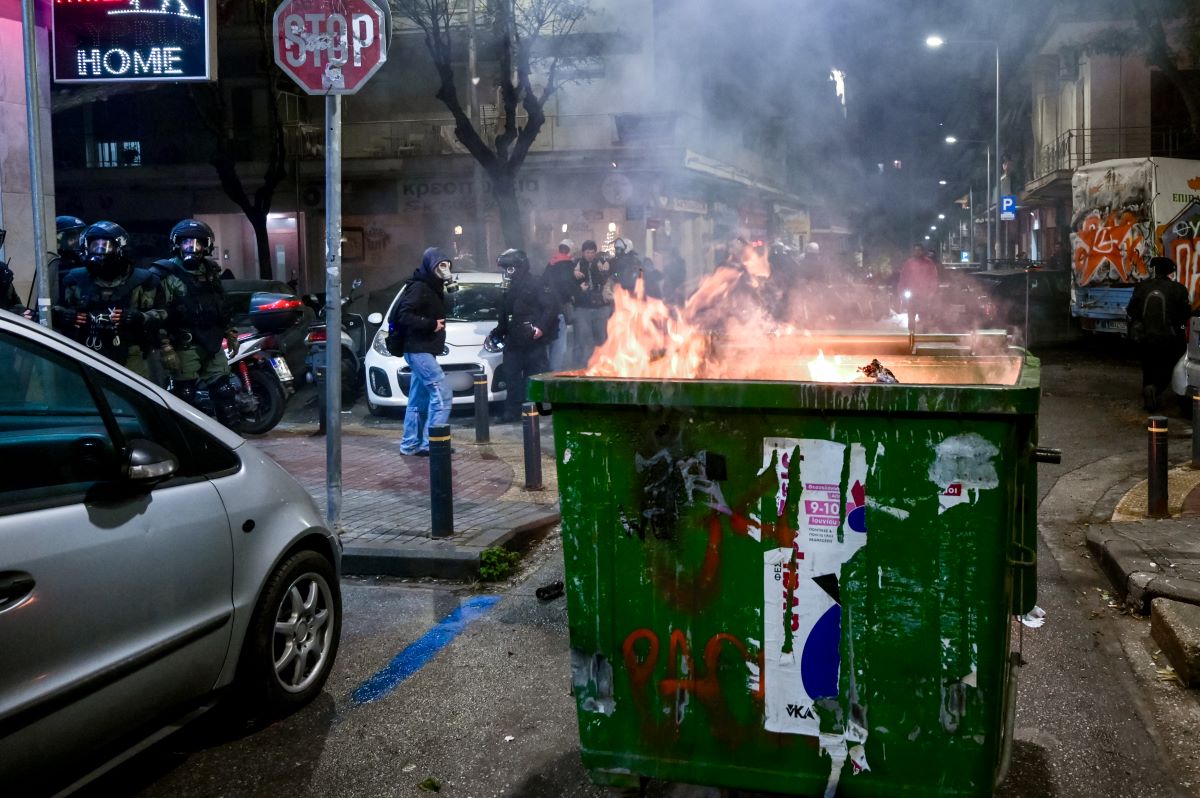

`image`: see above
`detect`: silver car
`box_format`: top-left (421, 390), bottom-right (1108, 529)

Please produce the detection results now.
top-left (0, 312), bottom-right (342, 793)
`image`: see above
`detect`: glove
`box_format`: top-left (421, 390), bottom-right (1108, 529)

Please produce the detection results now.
top-left (121, 309), bottom-right (145, 330)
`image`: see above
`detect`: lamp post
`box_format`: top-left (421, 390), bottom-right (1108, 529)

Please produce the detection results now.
top-left (927, 35), bottom-right (1001, 268)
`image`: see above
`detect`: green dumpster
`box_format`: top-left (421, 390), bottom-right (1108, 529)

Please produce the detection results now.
top-left (530, 343), bottom-right (1040, 797)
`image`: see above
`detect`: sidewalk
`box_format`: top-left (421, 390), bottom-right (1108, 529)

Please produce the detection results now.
top-left (254, 416), bottom-right (560, 580)
top-left (1067, 453), bottom-right (1200, 614)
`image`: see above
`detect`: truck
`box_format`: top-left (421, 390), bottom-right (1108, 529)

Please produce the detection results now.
top-left (1070, 157), bottom-right (1200, 333)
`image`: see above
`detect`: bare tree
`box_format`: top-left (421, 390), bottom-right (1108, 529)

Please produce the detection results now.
top-left (192, 0), bottom-right (290, 279)
top-left (394, 0), bottom-right (596, 249)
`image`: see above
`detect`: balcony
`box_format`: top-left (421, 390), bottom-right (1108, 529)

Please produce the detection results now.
top-left (1024, 126), bottom-right (1198, 202)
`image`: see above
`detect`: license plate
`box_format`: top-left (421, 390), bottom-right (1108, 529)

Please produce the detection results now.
top-left (271, 357), bottom-right (293, 381)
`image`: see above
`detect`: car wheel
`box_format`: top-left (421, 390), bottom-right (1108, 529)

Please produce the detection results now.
top-left (237, 550), bottom-right (341, 716)
top-left (367, 397), bottom-right (390, 417)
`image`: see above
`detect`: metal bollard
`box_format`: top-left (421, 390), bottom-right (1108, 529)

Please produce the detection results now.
top-left (1193, 395), bottom-right (1200, 470)
top-left (474, 370), bottom-right (490, 444)
top-left (429, 424), bottom-right (454, 538)
top-left (523, 402), bottom-right (543, 491)
top-left (1148, 415), bottom-right (1169, 519)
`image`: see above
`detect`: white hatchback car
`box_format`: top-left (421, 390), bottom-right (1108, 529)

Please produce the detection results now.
top-left (0, 313), bottom-right (341, 794)
top-left (365, 271), bottom-right (508, 413)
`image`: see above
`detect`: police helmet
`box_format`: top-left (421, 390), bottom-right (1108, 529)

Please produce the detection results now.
top-left (56, 215), bottom-right (86, 258)
top-left (81, 221), bottom-right (131, 280)
top-left (170, 219), bottom-right (215, 264)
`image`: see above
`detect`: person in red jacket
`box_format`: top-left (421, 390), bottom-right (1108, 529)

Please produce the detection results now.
top-left (896, 244), bottom-right (940, 327)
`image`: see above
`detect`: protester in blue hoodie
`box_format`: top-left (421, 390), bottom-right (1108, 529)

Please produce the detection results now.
top-left (390, 247), bottom-right (454, 456)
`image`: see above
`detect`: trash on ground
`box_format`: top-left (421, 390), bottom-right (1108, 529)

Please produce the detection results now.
top-left (504, 735), bottom-right (515, 742)
top-left (536, 580), bottom-right (565, 601)
top-left (1156, 666), bottom-right (1185, 686)
top-left (418, 777), bottom-right (442, 792)
top-left (1020, 606), bottom-right (1047, 628)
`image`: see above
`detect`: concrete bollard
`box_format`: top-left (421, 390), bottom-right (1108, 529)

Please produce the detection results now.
top-left (1148, 415), bottom-right (1169, 519)
top-left (429, 424), bottom-right (454, 538)
top-left (523, 402), bottom-right (543, 491)
top-left (474, 370), bottom-right (490, 444)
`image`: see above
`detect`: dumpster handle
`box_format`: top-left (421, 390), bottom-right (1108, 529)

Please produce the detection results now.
top-left (1033, 447), bottom-right (1062, 464)
top-left (1007, 542), bottom-right (1037, 568)
top-left (995, 651), bottom-right (1022, 790)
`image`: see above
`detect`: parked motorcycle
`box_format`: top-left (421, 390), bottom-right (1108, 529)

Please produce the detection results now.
top-left (306, 280), bottom-right (366, 424)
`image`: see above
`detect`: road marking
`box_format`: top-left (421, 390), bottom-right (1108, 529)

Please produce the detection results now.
top-left (351, 594), bottom-right (501, 704)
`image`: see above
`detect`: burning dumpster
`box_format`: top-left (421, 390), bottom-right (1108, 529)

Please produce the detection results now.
top-left (530, 329), bottom-right (1041, 797)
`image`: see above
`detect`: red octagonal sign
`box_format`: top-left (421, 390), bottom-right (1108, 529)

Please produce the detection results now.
top-left (273, 0), bottom-right (388, 95)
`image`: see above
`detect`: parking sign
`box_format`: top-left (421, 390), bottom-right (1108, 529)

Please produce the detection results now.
top-left (1000, 195), bottom-right (1017, 221)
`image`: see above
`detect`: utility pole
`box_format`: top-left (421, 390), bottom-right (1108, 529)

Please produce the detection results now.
top-left (22, 0), bottom-right (51, 327)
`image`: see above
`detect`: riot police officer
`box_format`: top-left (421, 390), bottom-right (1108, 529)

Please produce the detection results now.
top-left (54, 221), bottom-right (163, 378)
top-left (151, 219), bottom-right (240, 427)
top-left (490, 249), bottom-right (558, 422)
top-left (0, 228), bottom-right (32, 317)
top-left (53, 216), bottom-right (87, 303)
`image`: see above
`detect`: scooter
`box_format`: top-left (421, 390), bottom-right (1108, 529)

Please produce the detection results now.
top-left (171, 328), bottom-right (295, 436)
top-left (306, 279), bottom-right (365, 427)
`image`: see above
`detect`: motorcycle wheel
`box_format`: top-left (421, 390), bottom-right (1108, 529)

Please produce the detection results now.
top-left (239, 367), bottom-right (288, 435)
top-left (341, 348), bottom-right (360, 404)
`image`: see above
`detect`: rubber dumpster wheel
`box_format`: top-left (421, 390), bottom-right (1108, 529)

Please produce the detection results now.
top-left (605, 779), bottom-right (648, 797)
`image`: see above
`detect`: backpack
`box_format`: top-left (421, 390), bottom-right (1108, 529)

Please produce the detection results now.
top-left (1137, 287), bottom-right (1172, 342)
top-left (385, 285), bottom-right (412, 357)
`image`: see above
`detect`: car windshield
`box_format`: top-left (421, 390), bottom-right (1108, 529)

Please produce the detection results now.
top-left (444, 283), bottom-right (503, 323)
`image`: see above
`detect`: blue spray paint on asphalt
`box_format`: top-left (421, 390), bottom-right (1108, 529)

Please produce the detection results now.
top-left (351, 594), bottom-right (502, 704)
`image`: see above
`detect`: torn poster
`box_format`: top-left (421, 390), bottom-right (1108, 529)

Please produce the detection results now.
top-left (928, 433), bottom-right (999, 514)
top-left (763, 438), bottom-right (868, 736)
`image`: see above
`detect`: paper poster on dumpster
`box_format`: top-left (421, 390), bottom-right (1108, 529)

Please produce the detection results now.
top-left (762, 438), bottom-right (868, 736)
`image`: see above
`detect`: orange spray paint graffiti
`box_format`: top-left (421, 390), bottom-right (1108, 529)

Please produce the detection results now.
top-left (1072, 208), bottom-right (1149, 285)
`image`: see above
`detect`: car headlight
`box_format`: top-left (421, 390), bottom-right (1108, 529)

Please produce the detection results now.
top-left (372, 330), bottom-right (392, 356)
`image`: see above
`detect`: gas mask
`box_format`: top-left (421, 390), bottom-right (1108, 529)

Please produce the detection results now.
top-left (179, 237), bottom-right (207, 269)
top-left (435, 260), bottom-right (458, 293)
top-left (501, 266), bottom-right (518, 290)
top-left (85, 238), bottom-right (126, 281)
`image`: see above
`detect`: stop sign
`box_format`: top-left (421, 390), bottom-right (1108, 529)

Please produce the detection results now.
top-left (273, 0), bottom-right (388, 95)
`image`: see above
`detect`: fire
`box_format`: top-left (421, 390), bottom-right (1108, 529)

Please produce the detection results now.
top-left (579, 266), bottom-right (1018, 385)
top-left (583, 268), bottom-right (907, 383)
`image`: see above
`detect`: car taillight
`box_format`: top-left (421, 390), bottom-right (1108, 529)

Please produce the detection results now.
top-left (257, 298), bottom-right (304, 312)
top-left (305, 328), bottom-right (327, 345)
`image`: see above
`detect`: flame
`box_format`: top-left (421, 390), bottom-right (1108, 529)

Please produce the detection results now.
top-left (1189, 176), bottom-right (1200, 191)
top-left (582, 268), bottom-right (915, 383)
top-left (574, 263), bottom-right (1021, 385)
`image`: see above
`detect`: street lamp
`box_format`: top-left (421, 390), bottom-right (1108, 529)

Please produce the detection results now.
top-left (938, 213), bottom-right (946, 220)
top-left (944, 135), bottom-right (958, 144)
top-left (927, 33), bottom-right (1001, 267)
top-left (938, 179), bottom-right (948, 185)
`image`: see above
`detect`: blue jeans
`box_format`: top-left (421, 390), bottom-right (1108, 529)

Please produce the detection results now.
top-left (402, 352), bottom-right (452, 453)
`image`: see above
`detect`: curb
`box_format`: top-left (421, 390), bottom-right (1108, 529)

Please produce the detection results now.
top-left (1085, 524), bottom-right (1200, 614)
top-left (341, 511), bottom-right (560, 580)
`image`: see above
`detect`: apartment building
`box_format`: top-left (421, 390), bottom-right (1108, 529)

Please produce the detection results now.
top-left (1018, 14), bottom-right (1199, 261)
top-left (50, 0), bottom-right (823, 294)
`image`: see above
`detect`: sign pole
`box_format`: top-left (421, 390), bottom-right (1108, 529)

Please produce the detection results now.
top-left (325, 93), bottom-right (343, 531)
top-left (22, 0), bottom-right (50, 327)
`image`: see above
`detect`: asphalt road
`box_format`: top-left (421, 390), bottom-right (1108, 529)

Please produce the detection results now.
top-left (78, 342), bottom-right (1200, 798)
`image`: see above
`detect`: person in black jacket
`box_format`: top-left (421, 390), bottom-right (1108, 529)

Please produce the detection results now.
top-left (392, 247), bottom-right (454, 456)
top-left (491, 249), bottom-right (558, 422)
top-left (1127, 255), bottom-right (1192, 411)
